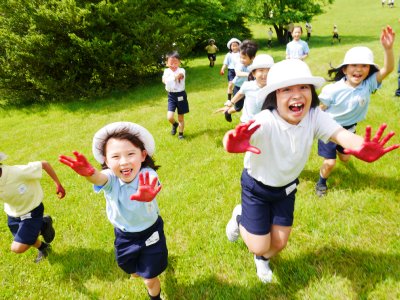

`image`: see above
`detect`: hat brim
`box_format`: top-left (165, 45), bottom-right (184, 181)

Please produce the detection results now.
top-left (336, 62), bottom-right (379, 69)
top-left (248, 63), bottom-right (273, 72)
top-left (92, 122), bottom-right (155, 164)
top-left (257, 77), bottom-right (325, 102)
top-left (227, 38), bottom-right (241, 49)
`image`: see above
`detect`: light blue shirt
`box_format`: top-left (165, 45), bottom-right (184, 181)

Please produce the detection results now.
top-left (319, 73), bottom-right (380, 126)
top-left (94, 167), bottom-right (160, 232)
top-left (232, 63), bottom-right (250, 87)
top-left (286, 40), bottom-right (309, 59)
top-left (223, 52), bottom-right (240, 69)
top-left (238, 80), bottom-right (264, 123)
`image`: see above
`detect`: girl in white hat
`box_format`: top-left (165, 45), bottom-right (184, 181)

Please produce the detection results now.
top-left (59, 122), bottom-right (167, 300)
top-left (223, 59), bottom-right (398, 283)
top-left (316, 25), bottom-right (395, 197)
top-left (220, 38), bottom-right (242, 105)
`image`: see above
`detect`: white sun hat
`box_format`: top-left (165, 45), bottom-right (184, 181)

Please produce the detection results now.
top-left (227, 38), bottom-right (241, 50)
top-left (0, 152), bottom-right (7, 162)
top-left (248, 54), bottom-right (274, 72)
top-left (92, 122), bottom-right (155, 164)
top-left (337, 46), bottom-right (378, 69)
top-left (257, 59), bottom-right (325, 101)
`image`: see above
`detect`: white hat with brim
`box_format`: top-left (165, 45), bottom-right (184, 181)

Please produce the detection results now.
top-left (257, 59), bottom-right (325, 102)
top-left (336, 46), bottom-right (379, 69)
top-left (0, 152), bottom-right (7, 162)
top-left (92, 122), bottom-right (155, 164)
top-left (248, 54), bottom-right (274, 72)
top-left (227, 38), bottom-right (241, 50)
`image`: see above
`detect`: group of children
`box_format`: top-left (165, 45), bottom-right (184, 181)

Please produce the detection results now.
top-left (1, 24), bottom-right (399, 300)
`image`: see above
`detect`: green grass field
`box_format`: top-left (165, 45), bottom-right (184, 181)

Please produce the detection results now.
top-left (1, 0), bottom-right (399, 299)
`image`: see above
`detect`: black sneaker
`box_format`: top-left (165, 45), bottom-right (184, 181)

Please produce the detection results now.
top-left (41, 215), bottom-right (55, 243)
top-left (178, 134), bottom-right (184, 140)
top-left (224, 111), bottom-right (232, 122)
top-left (171, 123), bottom-right (178, 135)
top-left (315, 183), bottom-right (327, 197)
top-left (35, 244), bottom-right (51, 263)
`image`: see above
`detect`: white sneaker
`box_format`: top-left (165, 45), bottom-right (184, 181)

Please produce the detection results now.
top-left (254, 255), bottom-right (273, 283)
top-left (226, 204), bottom-right (241, 242)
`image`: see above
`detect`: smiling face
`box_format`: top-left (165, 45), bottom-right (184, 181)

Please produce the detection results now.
top-left (276, 84), bottom-right (312, 125)
top-left (343, 64), bottom-right (370, 87)
top-left (253, 68), bottom-right (269, 88)
top-left (105, 138), bottom-right (147, 183)
top-left (240, 53), bottom-right (253, 67)
top-left (167, 57), bottom-right (181, 72)
top-left (292, 27), bottom-right (302, 41)
top-left (230, 42), bottom-right (240, 53)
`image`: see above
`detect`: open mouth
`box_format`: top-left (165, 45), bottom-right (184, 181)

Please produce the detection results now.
top-left (121, 169), bottom-right (133, 177)
top-left (289, 103), bottom-right (304, 112)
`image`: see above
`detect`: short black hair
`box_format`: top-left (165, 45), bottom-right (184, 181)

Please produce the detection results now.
top-left (165, 51), bottom-right (180, 61)
top-left (240, 40), bottom-right (258, 59)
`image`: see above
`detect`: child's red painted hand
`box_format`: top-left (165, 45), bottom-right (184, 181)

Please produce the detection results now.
top-left (130, 172), bottom-right (162, 202)
top-left (58, 151), bottom-right (96, 177)
top-left (344, 124), bottom-right (399, 162)
top-left (223, 120), bottom-right (261, 154)
top-left (56, 184), bottom-right (66, 199)
top-left (220, 69), bottom-right (224, 76)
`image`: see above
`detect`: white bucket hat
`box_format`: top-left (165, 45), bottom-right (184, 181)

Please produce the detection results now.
top-left (257, 59), bottom-right (325, 101)
top-left (227, 38), bottom-right (241, 50)
top-left (248, 54), bottom-right (274, 72)
top-left (92, 122), bottom-right (155, 164)
top-left (337, 46), bottom-right (378, 68)
top-left (0, 152), bottom-right (7, 162)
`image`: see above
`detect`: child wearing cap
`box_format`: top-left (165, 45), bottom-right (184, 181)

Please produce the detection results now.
top-left (59, 122), bottom-right (167, 300)
top-left (0, 152), bottom-right (65, 263)
top-left (224, 40), bottom-right (259, 122)
top-left (223, 59), bottom-right (398, 283)
top-left (162, 51), bottom-right (189, 140)
top-left (218, 54), bottom-right (274, 123)
top-left (205, 38), bottom-right (218, 67)
top-left (286, 26), bottom-right (309, 60)
top-left (315, 25), bottom-right (395, 197)
top-left (220, 38), bottom-right (241, 105)
top-left (332, 25), bottom-right (341, 44)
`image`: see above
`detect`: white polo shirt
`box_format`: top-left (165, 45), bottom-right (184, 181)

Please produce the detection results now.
top-left (162, 67), bottom-right (186, 92)
top-left (244, 108), bottom-right (341, 187)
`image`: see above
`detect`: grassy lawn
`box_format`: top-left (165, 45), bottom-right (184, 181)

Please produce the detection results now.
top-left (1, 0), bottom-right (399, 299)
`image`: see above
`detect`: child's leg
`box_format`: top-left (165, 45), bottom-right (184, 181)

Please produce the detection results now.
top-left (177, 114), bottom-right (185, 134)
top-left (337, 153), bottom-right (351, 163)
top-left (167, 111), bottom-right (176, 125)
top-left (143, 277), bottom-right (161, 299)
top-left (320, 158), bottom-right (337, 180)
top-left (10, 240), bottom-right (35, 253)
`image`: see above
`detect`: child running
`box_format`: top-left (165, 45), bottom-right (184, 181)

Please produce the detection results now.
top-left (223, 59), bottom-right (399, 283)
top-left (59, 122), bottom-right (167, 300)
top-left (218, 54), bottom-right (274, 123)
top-left (205, 38), bottom-right (218, 67)
top-left (0, 152), bottom-right (65, 263)
top-left (162, 51), bottom-right (189, 140)
top-left (286, 25), bottom-right (309, 60)
top-left (220, 38), bottom-right (241, 105)
top-left (315, 25), bottom-right (395, 197)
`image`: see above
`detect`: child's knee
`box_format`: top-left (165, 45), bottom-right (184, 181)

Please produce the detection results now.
top-left (143, 277), bottom-right (159, 289)
top-left (11, 242), bottom-right (30, 254)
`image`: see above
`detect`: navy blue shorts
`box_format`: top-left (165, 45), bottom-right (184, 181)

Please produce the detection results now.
top-left (7, 203), bottom-right (44, 245)
top-left (114, 216), bottom-right (168, 278)
top-left (240, 169), bottom-right (298, 235)
top-left (227, 69), bottom-right (236, 82)
top-left (232, 85), bottom-right (245, 111)
top-left (167, 91), bottom-right (189, 115)
top-left (318, 124), bottom-right (356, 159)
top-left (207, 53), bottom-right (216, 61)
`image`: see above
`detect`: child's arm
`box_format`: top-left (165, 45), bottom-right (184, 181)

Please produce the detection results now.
top-left (41, 161), bottom-right (66, 199)
top-left (330, 124), bottom-right (399, 162)
top-left (376, 25), bottom-right (395, 83)
top-left (59, 151), bottom-right (108, 186)
top-left (226, 91), bottom-right (245, 107)
top-left (223, 120), bottom-right (261, 154)
top-left (220, 64), bottom-right (227, 75)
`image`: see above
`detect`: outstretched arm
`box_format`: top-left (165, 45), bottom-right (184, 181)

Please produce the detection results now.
top-left (376, 25), bottom-right (395, 83)
top-left (42, 161), bottom-right (66, 199)
top-left (331, 124), bottom-right (399, 162)
top-left (130, 172), bottom-right (162, 202)
top-left (223, 120), bottom-right (261, 154)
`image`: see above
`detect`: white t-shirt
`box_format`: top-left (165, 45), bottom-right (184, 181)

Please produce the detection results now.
top-left (238, 80), bottom-right (264, 123)
top-left (244, 108), bottom-right (341, 187)
top-left (162, 67), bottom-right (186, 92)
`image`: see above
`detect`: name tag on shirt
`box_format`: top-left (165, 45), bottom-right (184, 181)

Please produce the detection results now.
top-left (145, 231), bottom-right (160, 247)
top-left (285, 183), bottom-right (297, 196)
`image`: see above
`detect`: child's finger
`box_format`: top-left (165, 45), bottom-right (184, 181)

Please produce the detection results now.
top-left (379, 131), bottom-right (395, 146)
top-left (371, 124), bottom-right (387, 143)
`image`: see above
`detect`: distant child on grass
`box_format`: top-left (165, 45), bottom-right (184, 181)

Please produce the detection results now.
top-left (162, 51), bottom-right (189, 140)
top-left (223, 59), bottom-right (398, 283)
top-left (286, 25), bottom-right (309, 60)
top-left (59, 122), bottom-right (167, 300)
top-left (205, 38), bottom-right (218, 67)
top-left (267, 28), bottom-right (273, 48)
top-left (224, 40), bottom-right (258, 122)
top-left (316, 25), bottom-right (395, 196)
top-left (0, 152), bottom-right (65, 263)
top-left (220, 38), bottom-right (242, 105)
top-left (332, 25), bottom-right (341, 44)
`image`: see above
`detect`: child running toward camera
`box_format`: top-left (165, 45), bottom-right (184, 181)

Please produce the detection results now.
top-left (220, 38), bottom-right (242, 105)
top-left (205, 38), bottom-right (218, 67)
top-left (286, 26), bottom-right (309, 60)
top-left (59, 122), bottom-right (167, 300)
top-left (223, 59), bottom-right (398, 283)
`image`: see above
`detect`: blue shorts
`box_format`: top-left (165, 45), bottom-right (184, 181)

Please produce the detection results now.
top-left (232, 85), bottom-right (245, 111)
top-left (227, 69), bottom-right (236, 82)
top-left (167, 91), bottom-right (189, 115)
top-left (240, 169), bottom-right (298, 235)
top-left (114, 216), bottom-right (168, 278)
top-left (207, 53), bottom-right (216, 61)
top-left (318, 124), bottom-right (356, 159)
top-left (7, 203), bottom-right (44, 245)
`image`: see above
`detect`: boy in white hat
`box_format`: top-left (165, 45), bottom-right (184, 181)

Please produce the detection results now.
top-left (59, 122), bottom-right (167, 300)
top-left (205, 38), bottom-right (218, 67)
top-left (220, 38), bottom-right (241, 105)
top-left (0, 152), bottom-right (65, 263)
top-left (223, 59), bottom-right (398, 283)
top-left (316, 25), bottom-right (395, 197)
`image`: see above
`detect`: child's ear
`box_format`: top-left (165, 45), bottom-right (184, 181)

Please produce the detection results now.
top-left (141, 150), bottom-right (147, 162)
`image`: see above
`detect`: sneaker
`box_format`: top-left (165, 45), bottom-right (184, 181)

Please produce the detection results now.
top-left (35, 244), bottom-right (51, 263)
top-left (254, 255), bottom-right (273, 283)
top-left (171, 123), bottom-right (178, 135)
top-left (226, 205), bottom-right (241, 242)
top-left (41, 215), bottom-right (55, 243)
top-left (315, 183), bottom-right (327, 197)
top-left (178, 134), bottom-right (184, 140)
top-left (224, 100), bottom-right (231, 106)
top-left (224, 110), bottom-right (232, 122)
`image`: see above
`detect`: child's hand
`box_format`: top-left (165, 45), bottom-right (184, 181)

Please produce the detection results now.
top-left (59, 151), bottom-right (96, 177)
top-left (176, 73), bottom-right (184, 82)
top-left (344, 124), bottom-right (399, 162)
top-left (56, 184), bottom-right (66, 199)
top-left (223, 120), bottom-right (261, 154)
top-left (130, 172), bottom-right (162, 202)
top-left (220, 69), bottom-right (224, 76)
top-left (380, 25), bottom-right (395, 49)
